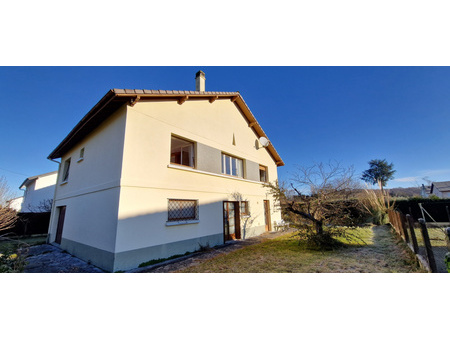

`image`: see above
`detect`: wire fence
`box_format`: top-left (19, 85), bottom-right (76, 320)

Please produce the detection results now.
top-left (388, 209), bottom-right (448, 273)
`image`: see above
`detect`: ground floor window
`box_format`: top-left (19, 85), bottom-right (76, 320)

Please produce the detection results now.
top-left (240, 201), bottom-right (249, 216)
top-left (168, 199), bottom-right (199, 221)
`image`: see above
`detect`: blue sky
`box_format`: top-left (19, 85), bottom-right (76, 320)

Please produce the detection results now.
top-left (1, 66), bottom-right (450, 196)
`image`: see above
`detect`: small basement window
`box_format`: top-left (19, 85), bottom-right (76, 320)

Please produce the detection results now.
top-left (168, 199), bottom-right (199, 221)
top-left (170, 136), bottom-right (195, 168)
top-left (62, 158), bottom-right (71, 183)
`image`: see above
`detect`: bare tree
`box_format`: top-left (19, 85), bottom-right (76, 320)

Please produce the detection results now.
top-left (269, 162), bottom-right (366, 249)
top-left (27, 198), bottom-right (53, 213)
top-left (230, 192), bottom-right (259, 239)
top-left (0, 176), bottom-right (18, 232)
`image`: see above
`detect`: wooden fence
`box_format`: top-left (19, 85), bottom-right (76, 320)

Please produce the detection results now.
top-left (388, 209), bottom-right (438, 272)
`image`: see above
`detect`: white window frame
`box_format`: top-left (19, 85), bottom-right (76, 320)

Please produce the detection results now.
top-left (77, 147), bottom-right (85, 162)
top-left (61, 158), bottom-right (71, 184)
top-left (221, 153), bottom-right (244, 178)
top-left (170, 136), bottom-right (195, 168)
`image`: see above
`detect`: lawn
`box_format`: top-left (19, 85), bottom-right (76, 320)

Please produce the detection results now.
top-left (0, 235), bottom-right (47, 252)
top-left (413, 227), bottom-right (447, 247)
top-left (178, 225), bottom-right (425, 273)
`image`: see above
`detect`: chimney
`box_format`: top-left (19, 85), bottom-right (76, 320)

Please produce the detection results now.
top-left (195, 70), bottom-right (206, 92)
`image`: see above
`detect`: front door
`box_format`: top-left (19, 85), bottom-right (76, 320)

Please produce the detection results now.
top-left (264, 200), bottom-right (271, 231)
top-left (55, 206), bottom-right (66, 244)
top-left (223, 201), bottom-right (241, 241)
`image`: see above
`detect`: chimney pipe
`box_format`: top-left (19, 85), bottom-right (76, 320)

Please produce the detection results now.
top-left (195, 70), bottom-right (206, 92)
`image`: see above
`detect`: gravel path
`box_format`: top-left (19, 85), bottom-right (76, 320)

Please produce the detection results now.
top-left (24, 244), bottom-right (103, 273)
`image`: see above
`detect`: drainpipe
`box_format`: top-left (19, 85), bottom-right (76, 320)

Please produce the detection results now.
top-left (47, 158), bottom-right (61, 244)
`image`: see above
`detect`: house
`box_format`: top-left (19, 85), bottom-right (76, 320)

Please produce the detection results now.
top-left (47, 71), bottom-right (284, 272)
top-left (19, 171), bottom-right (57, 212)
top-left (421, 184), bottom-right (431, 198)
top-left (6, 196), bottom-right (24, 211)
top-left (430, 181), bottom-right (450, 198)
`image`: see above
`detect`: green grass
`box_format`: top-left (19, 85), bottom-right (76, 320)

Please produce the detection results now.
top-left (0, 235), bottom-right (47, 252)
top-left (178, 226), bottom-right (424, 273)
top-left (413, 228), bottom-right (447, 248)
top-left (139, 251), bottom-right (193, 268)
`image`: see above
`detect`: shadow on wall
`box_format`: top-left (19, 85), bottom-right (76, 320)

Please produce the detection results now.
top-left (53, 198), bottom-right (268, 271)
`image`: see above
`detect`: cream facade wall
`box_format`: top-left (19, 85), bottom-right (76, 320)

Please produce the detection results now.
top-left (48, 98), bottom-right (283, 272)
top-left (48, 106), bottom-right (127, 264)
top-left (114, 99), bottom-right (282, 269)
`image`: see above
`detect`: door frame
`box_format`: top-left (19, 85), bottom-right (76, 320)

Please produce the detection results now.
top-left (223, 201), bottom-right (241, 242)
top-left (55, 206), bottom-right (66, 244)
top-left (264, 200), bottom-right (272, 232)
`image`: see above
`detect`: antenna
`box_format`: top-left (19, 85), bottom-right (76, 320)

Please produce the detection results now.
top-left (259, 137), bottom-right (270, 148)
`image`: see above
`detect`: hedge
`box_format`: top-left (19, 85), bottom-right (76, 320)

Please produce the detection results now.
top-left (0, 212), bottom-right (50, 237)
top-left (393, 198), bottom-right (450, 222)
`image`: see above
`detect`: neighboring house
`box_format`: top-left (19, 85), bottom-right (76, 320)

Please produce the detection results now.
top-left (421, 184), bottom-right (431, 198)
top-left (47, 71), bottom-right (285, 272)
top-left (430, 181), bottom-right (450, 198)
top-left (6, 196), bottom-right (24, 211)
top-left (19, 171), bottom-right (57, 212)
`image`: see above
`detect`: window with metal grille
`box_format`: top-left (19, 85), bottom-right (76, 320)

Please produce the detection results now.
top-left (168, 199), bottom-right (199, 221)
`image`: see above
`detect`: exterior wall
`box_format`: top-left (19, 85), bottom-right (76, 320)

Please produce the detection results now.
top-left (7, 196), bottom-right (24, 211)
top-left (48, 105), bottom-right (128, 270)
top-left (21, 173), bottom-right (57, 212)
top-left (114, 98), bottom-right (282, 271)
top-left (48, 97), bottom-right (283, 272)
top-left (431, 188), bottom-right (450, 198)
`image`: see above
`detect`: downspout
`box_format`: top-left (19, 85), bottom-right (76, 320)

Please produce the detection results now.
top-left (47, 158), bottom-right (61, 244)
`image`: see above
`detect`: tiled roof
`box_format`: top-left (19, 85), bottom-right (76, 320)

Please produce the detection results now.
top-left (114, 89), bottom-right (239, 95)
top-left (431, 181), bottom-right (450, 193)
top-left (48, 89), bottom-right (284, 166)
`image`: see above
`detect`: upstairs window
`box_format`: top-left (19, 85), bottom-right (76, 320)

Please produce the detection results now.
top-left (62, 158), bottom-right (71, 183)
top-left (171, 136), bottom-right (195, 168)
top-left (78, 147), bottom-right (85, 161)
top-left (259, 165), bottom-right (268, 182)
top-left (222, 154), bottom-right (244, 178)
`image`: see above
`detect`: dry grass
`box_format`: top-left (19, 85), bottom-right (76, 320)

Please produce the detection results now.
top-left (178, 226), bottom-right (425, 273)
top-left (360, 185), bottom-right (394, 225)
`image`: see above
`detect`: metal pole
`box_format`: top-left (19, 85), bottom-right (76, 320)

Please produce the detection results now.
top-left (418, 218), bottom-right (437, 273)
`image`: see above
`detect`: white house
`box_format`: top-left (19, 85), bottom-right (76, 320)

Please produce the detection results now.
top-left (430, 181), bottom-right (450, 198)
top-left (19, 171), bottom-right (57, 212)
top-left (47, 71), bottom-right (285, 272)
top-left (6, 196), bottom-right (24, 211)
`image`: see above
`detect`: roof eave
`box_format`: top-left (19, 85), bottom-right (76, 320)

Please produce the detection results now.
top-left (48, 90), bottom-right (285, 167)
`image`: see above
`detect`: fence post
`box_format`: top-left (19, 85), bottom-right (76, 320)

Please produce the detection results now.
top-left (406, 214), bottom-right (419, 254)
top-left (400, 213), bottom-right (410, 243)
top-left (445, 228), bottom-right (450, 273)
top-left (418, 218), bottom-right (437, 273)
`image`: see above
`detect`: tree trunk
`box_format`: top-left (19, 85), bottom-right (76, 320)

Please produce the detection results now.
top-left (315, 220), bottom-right (323, 235)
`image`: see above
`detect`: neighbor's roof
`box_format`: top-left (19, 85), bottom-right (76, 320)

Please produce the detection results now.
top-left (48, 89), bottom-right (284, 166)
top-left (430, 181), bottom-right (450, 193)
top-left (19, 171), bottom-right (58, 189)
